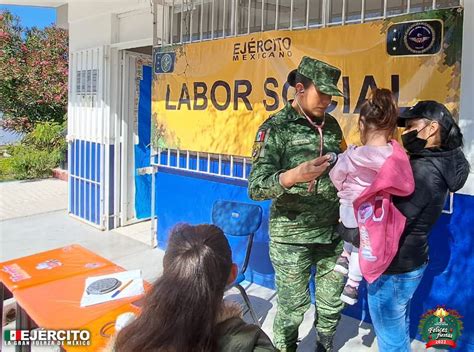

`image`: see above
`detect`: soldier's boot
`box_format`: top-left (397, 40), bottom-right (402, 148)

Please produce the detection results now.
top-left (316, 332), bottom-right (334, 352)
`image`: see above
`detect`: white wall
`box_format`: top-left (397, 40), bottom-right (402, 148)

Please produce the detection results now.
top-left (68, 1), bottom-right (155, 52)
top-left (56, 3), bottom-right (68, 29)
top-left (69, 12), bottom-right (114, 51)
top-left (117, 10), bottom-right (154, 45)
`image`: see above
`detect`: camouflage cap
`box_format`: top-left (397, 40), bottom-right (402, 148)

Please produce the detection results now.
top-left (287, 56), bottom-right (344, 97)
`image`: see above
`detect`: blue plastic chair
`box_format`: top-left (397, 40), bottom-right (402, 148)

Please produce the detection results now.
top-left (211, 200), bottom-right (263, 326)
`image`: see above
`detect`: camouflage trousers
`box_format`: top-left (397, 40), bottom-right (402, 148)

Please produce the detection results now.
top-left (269, 238), bottom-right (345, 352)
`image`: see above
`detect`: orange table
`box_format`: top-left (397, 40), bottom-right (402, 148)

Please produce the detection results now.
top-left (62, 283), bottom-right (151, 351)
top-left (12, 266), bottom-right (142, 329)
top-left (1, 244), bottom-right (115, 292)
top-left (62, 297), bottom-right (144, 351)
top-left (0, 245), bottom-right (150, 352)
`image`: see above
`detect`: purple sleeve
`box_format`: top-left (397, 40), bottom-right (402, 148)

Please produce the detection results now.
top-left (329, 151), bottom-right (349, 191)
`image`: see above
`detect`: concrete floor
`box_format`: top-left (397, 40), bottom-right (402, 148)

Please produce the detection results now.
top-left (0, 179), bottom-right (427, 351)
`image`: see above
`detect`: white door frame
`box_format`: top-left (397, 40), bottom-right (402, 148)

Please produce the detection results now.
top-left (119, 50), bottom-right (153, 227)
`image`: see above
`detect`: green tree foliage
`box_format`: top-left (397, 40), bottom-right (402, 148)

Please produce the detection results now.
top-left (0, 11), bottom-right (68, 133)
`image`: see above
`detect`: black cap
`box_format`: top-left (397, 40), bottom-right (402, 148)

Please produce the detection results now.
top-left (287, 69), bottom-right (297, 87)
top-left (398, 100), bottom-right (454, 130)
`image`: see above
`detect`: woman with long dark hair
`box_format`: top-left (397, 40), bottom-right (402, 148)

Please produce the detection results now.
top-left (367, 101), bottom-right (470, 352)
top-left (109, 224), bottom-right (276, 352)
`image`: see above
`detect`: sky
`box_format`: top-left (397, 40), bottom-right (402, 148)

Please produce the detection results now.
top-left (0, 4), bottom-right (56, 29)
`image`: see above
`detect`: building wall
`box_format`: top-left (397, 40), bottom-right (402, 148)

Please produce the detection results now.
top-left (68, 1), bottom-right (155, 52)
top-left (56, 3), bottom-right (68, 29)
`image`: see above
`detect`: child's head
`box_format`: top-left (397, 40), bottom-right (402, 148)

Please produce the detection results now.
top-left (115, 224), bottom-right (237, 352)
top-left (359, 88), bottom-right (398, 144)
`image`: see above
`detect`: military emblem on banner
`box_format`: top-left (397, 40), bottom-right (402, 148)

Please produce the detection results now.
top-left (154, 51), bottom-right (175, 74)
top-left (419, 306), bottom-right (463, 349)
top-left (386, 19), bottom-right (442, 56)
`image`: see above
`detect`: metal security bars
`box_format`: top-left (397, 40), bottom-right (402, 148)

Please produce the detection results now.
top-left (68, 47), bottom-right (110, 229)
top-left (155, 148), bottom-right (252, 180)
top-left (158, 0), bottom-right (461, 46)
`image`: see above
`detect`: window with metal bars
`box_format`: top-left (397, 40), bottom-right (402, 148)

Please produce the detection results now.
top-left (164, 0), bottom-right (460, 44)
top-left (75, 69), bottom-right (98, 107)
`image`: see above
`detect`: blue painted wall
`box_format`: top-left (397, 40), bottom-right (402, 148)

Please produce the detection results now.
top-left (155, 168), bottom-right (274, 288)
top-left (134, 65), bottom-right (153, 219)
top-left (69, 140), bottom-right (101, 225)
top-left (154, 171), bottom-right (474, 351)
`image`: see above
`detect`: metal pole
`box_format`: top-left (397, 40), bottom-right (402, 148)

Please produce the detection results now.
top-left (150, 162), bottom-right (157, 248)
top-left (113, 49), bottom-right (121, 229)
top-left (94, 48), bottom-right (100, 225)
top-left (120, 51), bottom-right (128, 227)
top-left (342, 0), bottom-right (346, 25)
top-left (190, 1), bottom-right (193, 42)
top-left (232, 0), bottom-right (236, 36)
top-left (211, 0), bottom-right (215, 39)
top-left (383, 0), bottom-right (387, 18)
top-left (99, 47), bottom-right (107, 230)
top-left (223, 0), bottom-right (227, 37)
top-left (162, 1), bottom-right (166, 45)
top-left (67, 51), bottom-right (73, 215)
top-left (306, 0), bottom-right (309, 28)
top-left (86, 49), bottom-right (92, 223)
top-left (361, 0), bottom-right (366, 23)
top-left (180, 2), bottom-right (184, 43)
top-left (275, 0), bottom-right (279, 30)
top-left (79, 51), bottom-right (84, 222)
top-left (171, 0), bottom-right (174, 44)
top-left (201, 0), bottom-right (204, 41)
top-left (248, 0), bottom-right (251, 34)
top-left (153, 0), bottom-right (158, 46)
top-left (322, 0), bottom-right (327, 27)
top-left (290, 0), bottom-right (294, 29)
top-left (262, 0), bottom-right (265, 31)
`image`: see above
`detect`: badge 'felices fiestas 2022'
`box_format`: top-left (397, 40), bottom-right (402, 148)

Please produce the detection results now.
top-left (419, 307), bottom-right (463, 349)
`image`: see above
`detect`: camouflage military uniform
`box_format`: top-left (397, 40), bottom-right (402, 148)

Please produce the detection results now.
top-left (248, 57), bottom-right (346, 352)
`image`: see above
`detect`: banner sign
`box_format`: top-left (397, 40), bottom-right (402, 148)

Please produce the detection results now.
top-left (152, 8), bottom-right (463, 157)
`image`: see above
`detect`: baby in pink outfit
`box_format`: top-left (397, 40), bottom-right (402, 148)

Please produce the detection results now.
top-left (329, 88), bottom-right (399, 305)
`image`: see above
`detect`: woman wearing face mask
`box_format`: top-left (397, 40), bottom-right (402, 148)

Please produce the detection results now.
top-left (366, 100), bottom-right (470, 352)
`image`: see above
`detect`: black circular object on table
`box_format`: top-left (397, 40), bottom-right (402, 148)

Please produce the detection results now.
top-left (87, 278), bottom-right (121, 295)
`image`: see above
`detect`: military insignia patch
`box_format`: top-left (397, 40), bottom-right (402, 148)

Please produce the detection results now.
top-left (252, 143), bottom-right (263, 161)
top-left (255, 129), bottom-right (268, 142)
top-left (252, 128), bottom-right (271, 161)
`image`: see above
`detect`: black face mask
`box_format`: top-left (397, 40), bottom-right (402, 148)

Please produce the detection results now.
top-left (401, 126), bottom-right (429, 153)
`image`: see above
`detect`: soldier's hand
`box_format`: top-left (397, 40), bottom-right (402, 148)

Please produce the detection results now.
top-left (279, 155), bottom-right (331, 188)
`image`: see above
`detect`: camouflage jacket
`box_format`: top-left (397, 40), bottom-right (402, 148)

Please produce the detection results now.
top-left (248, 102), bottom-right (345, 244)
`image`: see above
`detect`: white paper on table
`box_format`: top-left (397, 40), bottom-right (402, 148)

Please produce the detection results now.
top-left (80, 269), bottom-right (144, 307)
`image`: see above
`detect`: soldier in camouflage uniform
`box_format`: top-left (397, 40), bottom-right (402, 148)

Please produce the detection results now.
top-left (248, 57), bottom-right (347, 352)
